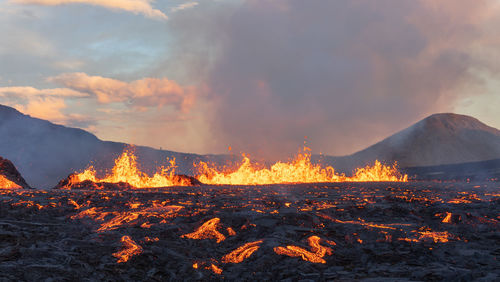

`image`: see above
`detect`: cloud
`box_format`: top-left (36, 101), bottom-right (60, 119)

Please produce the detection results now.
top-left (0, 86), bottom-right (89, 97)
top-left (0, 87), bottom-right (94, 127)
top-left (165, 0), bottom-right (500, 158)
top-left (171, 2), bottom-right (198, 13)
top-left (49, 72), bottom-right (197, 112)
top-left (11, 0), bottom-right (167, 20)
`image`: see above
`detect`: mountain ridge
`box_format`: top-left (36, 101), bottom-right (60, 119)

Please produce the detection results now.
top-left (317, 112), bottom-right (500, 171)
top-left (1, 104), bottom-right (500, 187)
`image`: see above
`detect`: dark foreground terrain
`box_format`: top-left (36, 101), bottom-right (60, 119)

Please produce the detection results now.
top-left (0, 182), bottom-right (499, 281)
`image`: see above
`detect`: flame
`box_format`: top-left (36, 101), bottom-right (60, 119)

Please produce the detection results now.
top-left (113, 236), bottom-right (143, 263)
top-left (0, 175), bottom-right (22, 189)
top-left (222, 240), bottom-right (263, 263)
top-left (273, 235), bottom-right (333, 263)
top-left (73, 148), bottom-right (192, 188)
top-left (181, 218), bottom-right (226, 243)
top-left (196, 147), bottom-right (407, 185)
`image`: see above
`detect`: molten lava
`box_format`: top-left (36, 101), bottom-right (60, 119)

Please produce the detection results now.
top-left (72, 149), bottom-right (193, 188)
top-left (113, 236), bottom-right (143, 263)
top-left (181, 218), bottom-right (226, 243)
top-left (0, 175), bottom-right (22, 189)
top-left (274, 235), bottom-right (333, 263)
top-left (197, 147), bottom-right (407, 185)
top-left (221, 240), bottom-right (263, 263)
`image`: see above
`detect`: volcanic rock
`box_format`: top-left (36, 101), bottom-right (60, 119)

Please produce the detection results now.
top-left (0, 156), bottom-right (31, 189)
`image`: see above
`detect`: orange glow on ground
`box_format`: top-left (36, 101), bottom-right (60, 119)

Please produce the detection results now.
top-left (222, 240), bottom-right (263, 263)
top-left (274, 235), bottom-right (333, 263)
top-left (113, 236), bottom-right (143, 263)
top-left (181, 218), bottom-right (226, 243)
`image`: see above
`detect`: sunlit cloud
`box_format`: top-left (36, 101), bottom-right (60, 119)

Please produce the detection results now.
top-left (0, 87), bottom-right (94, 128)
top-left (11, 0), bottom-right (168, 20)
top-left (49, 72), bottom-right (197, 113)
top-left (0, 86), bottom-right (89, 98)
top-left (171, 2), bottom-right (198, 13)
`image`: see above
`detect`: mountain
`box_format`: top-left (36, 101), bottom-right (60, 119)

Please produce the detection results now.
top-left (319, 113), bottom-right (500, 172)
top-left (0, 105), bottom-right (234, 188)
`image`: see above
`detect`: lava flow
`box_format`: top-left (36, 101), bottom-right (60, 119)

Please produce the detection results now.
top-left (0, 175), bottom-right (22, 189)
top-left (70, 149), bottom-right (193, 188)
top-left (196, 147), bottom-right (407, 185)
top-left (113, 236), bottom-right (143, 263)
top-left (181, 217), bottom-right (227, 243)
top-left (221, 240), bottom-right (263, 263)
top-left (274, 235), bottom-right (333, 264)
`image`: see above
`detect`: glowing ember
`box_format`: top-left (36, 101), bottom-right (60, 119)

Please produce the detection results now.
top-left (181, 218), bottom-right (226, 243)
top-left (399, 230), bottom-right (454, 243)
top-left (196, 147), bottom-right (407, 185)
top-left (442, 212), bottom-right (452, 223)
top-left (0, 175), bottom-right (22, 189)
top-left (72, 148), bottom-right (193, 188)
top-left (417, 231), bottom-right (451, 243)
top-left (274, 235), bottom-right (333, 263)
top-left (208, 264), bottom-right (222, 275)
top-left (113, 236), bottom-right (143, 263)
top-left (221, 240), bottom-right (263, 263)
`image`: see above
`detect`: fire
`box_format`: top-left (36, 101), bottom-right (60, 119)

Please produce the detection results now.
top-left (181, 218), bottom-right (226, 243)
top-left (273, 235), bottom-right (333, 263)
top-left (113, 236), bottom-right (143, 263)
top-left (196, 147), bottom-right (407, 185)
top-left (0, 175), bottom-right (22, 189)
top-left (72, 148), bottom-right (193, 188)
top-left (221, 240), bottom-right (263, 263)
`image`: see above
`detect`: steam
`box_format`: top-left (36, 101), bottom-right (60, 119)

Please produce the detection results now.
top-left (166, 0), bottom-right (499, 159)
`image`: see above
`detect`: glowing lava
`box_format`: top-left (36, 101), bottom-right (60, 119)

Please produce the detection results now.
top-left (222, 240), bottom-right (263, 263)
top-left (113, 236), bottom-right (143, 263)
top-left (274, 235), bottom-right (333, 264)
top-left (0, 175), bottom-right (22, 189)
top-left (196, 147), bottom-right (407, 185)
top-left (181, 218), bottom-right (226, 243)
top-left (72, 148), bottom-right (193, 188)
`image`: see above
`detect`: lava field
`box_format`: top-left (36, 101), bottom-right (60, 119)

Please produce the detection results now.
top-left (0, 182), bottom-right (499, 281)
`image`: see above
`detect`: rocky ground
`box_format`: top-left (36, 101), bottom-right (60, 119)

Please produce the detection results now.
top-left (0, 182), bottom-right (498, 281)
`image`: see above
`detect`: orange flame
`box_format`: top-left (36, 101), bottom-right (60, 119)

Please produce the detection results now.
top-left (273, 235), bottom-right (333, 263)
top-left (196, 147), bottom-right (407, 185)
top-left (222, 240), bottom-right (263, 263)
top-left (113, 236), bottom-right (143, 263)
top-left (181, 218), bottom-right (226, 243)
top-left (0, 175), bottom-right (22, 189)
top-left (73, 148), bottom-right (192, 188)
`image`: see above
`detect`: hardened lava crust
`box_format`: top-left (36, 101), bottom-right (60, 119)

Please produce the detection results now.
top-left (0, 182), bottom-right (498, 281)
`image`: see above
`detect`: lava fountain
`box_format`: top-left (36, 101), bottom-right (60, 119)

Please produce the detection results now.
top-left (196, 147), bottom-right (407, 185)
top-left (70, 148), bottom-right (194, 188)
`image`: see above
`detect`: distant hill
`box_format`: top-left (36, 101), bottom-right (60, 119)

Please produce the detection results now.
top-left (0, 105), bottom-right (234, 188)
top-left (318, 113), bottom-right (500, 173)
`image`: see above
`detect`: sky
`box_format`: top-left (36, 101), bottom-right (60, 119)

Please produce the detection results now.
top-left (0, 0), bottom-right (500, 159)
